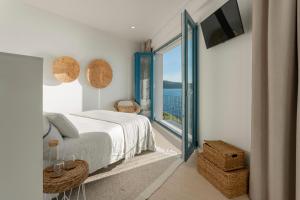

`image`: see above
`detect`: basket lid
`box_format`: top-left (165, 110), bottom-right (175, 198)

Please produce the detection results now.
top-left (204, 140), bottom-right (244, 156)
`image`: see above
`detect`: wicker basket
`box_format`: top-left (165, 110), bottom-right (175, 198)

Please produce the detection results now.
top-left (43, 160), bottom-right (89, 194)
top-left (203, 140), bottom-right (245, 171)
top-left (114, 100), bottom-right (141, 113)
top-left (198, 153), bottom-right (248, 199)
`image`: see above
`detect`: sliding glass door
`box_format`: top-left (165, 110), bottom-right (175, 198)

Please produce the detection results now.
top-left (182, 10), bottom-right (198, 161)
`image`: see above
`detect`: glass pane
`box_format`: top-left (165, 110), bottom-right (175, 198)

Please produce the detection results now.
top-left (163, 44), bottom-right (182, 130)
top-left (187, 24), bottom-right (194, 148)
top-left (140, 56), bottom-right (151, 117)
top-left (154, 38), bottom-right (182, 134)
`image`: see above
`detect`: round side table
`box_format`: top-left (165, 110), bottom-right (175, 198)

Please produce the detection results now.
top-left (43, 160), bottom-right (89, 200)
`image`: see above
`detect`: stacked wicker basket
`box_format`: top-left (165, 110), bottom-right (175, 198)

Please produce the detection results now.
top-left (197, 140), bottom-right (249, 199)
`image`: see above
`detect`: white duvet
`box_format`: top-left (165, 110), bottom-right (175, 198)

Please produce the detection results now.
top-left (60, 110), bottom-right (156, 173)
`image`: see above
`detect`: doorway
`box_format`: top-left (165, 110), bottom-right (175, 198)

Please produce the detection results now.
top-left (153, 10), bottom-right (199, 161)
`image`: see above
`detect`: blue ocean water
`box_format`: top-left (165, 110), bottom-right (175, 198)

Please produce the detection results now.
top-left (163, 88), bottom-right (182, 118)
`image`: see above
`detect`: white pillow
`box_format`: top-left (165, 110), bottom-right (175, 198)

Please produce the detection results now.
top-left (118, 100), bottom-right (134, 107)
top-left (43, 115), bottom-right (50, 137)
top-left (43, 124), bottom-right (64, 161)
top-left (45, 113), bottom-right (79, 138)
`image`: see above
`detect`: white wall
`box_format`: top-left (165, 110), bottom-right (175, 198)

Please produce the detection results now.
top-left (152, 0), bottom-right (252, 153)
top-left (0, 53), bottom-right (43, 200)
top-left (0, 0), bottom-right (139, 113)
top-left (199, 0), bottom-right (252, 154)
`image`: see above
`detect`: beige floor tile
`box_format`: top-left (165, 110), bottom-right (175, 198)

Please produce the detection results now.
top-left (149, 153), bottom-right (249, 200)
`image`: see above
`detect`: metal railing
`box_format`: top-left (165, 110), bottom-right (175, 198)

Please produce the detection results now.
top-left (163, 94), bottom-right (182, 129)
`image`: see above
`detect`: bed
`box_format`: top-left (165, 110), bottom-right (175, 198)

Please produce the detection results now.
top-left (43, 110), bottom-right (156, 173)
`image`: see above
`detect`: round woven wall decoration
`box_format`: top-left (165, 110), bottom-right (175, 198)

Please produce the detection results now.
top-left (87, 59), bottom-right (113, 88)
top-left (53, 56), bottom-right (80, 83)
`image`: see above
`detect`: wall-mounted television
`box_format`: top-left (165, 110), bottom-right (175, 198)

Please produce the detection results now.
top-left (200, 0), bottom-right (244, 49)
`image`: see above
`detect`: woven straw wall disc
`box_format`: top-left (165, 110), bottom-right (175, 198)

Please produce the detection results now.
top-left (87, 59), bottom-right (113, 88)
top-left (53, 56), bottom-right (80, 83)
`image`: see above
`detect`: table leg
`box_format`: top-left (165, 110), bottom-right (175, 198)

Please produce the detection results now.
top-left (77, 184), bottom-right (81, 200)
top-left (82, 184), bottom-right (86, 200)
top-left (43, 193), bottom-right (59, 200)
top-left (69, 188), bottom-right (73, 199)
top-left (76, 184), bottom-right (86, 200)
top-left (62, 191), bottom-right (71, 200)
top-left (43, 193), bottom-right (47, 200)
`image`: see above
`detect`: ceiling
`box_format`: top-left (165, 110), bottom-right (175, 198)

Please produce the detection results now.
top-left (23, 0), bottom-right (192, 42)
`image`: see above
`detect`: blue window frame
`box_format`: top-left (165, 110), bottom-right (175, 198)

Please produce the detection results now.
top-left (134, 52), bottom-right (154, 120)
top-left (182, 10), bottom-right (199, 161)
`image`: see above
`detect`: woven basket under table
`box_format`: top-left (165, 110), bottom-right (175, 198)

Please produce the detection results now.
top-left (43, 160), bottom-right (89, 194)
top-left (197, 153), bottom-right (248, 199)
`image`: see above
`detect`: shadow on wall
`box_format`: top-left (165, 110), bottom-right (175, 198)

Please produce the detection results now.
top-left (78, 60), bottom-right (101, 111)
top-left (42, 54), bottom-right (101, 113)
top-left (41, 50), bottom-right (135, 113)
top-left (43, 55), bottom-right (60, 86)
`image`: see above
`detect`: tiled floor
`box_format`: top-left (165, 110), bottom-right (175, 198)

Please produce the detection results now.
top-left (149, 152), bottom-right (249, 200)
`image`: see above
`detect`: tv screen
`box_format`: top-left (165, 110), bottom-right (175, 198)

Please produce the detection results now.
top-left (200, 0), bottom-right (244, 49)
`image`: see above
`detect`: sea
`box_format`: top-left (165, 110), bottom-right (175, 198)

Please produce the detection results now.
top-left (163, 88), bottom-right (182, 118)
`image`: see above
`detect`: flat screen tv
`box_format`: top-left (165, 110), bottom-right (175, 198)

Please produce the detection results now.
top-left (200, 0), bottom-right (244, 49)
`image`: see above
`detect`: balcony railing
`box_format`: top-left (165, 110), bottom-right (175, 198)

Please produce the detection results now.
top-left (163, 94), bottom-right (182, 129)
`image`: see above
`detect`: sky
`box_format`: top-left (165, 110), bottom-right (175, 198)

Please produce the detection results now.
top-left (163, 45), bottom-right (182, 82)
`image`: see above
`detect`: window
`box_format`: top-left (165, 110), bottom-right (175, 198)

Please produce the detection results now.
top-left (154, 37), bottom-right (182, 135)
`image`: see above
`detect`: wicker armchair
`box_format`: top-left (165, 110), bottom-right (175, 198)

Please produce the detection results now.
top-left (114, 100), bottom-right (141, 114)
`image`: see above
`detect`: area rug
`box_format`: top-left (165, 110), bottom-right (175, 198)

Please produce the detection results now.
top-left (69, 148), bottom-right (182, 200)
top-left (86, 156), bottom-right (181, 200)
top-left (65, 127), bottom-right (183, 200)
